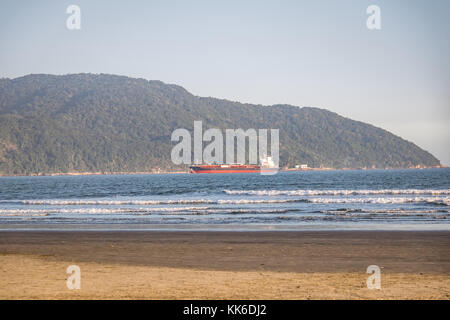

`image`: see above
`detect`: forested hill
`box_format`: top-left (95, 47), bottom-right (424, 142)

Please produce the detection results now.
top-left (0, 74), bottom-right (441, 175)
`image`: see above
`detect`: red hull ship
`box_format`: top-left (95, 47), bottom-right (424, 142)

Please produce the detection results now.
top-left (190, 164), bottom-right (261, 173)
top-left (190, 157), bottom-right (278, 174)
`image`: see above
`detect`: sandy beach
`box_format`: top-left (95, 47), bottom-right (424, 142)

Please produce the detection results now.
top-left (0, 231), bottom-right (449, 299)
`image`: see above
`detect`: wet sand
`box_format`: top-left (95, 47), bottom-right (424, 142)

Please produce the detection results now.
top-left (0, 231), bottom-right (449, 299)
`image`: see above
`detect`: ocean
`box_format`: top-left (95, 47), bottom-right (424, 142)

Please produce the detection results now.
top-left (0, 168), bottom-right (449, 231)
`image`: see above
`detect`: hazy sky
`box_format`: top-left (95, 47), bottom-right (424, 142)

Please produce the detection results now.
top-left (1, 0), bottom-right (449, 165)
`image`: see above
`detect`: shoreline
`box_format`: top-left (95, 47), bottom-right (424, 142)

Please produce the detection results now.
top-left (0, 171), bottom-right (189, 177)
top-left (0, 230), bottom-right (449, 299)
top-left (0, 166), bottom-right (447, 177)
top-left (1, 223), bottom-right (450, 232)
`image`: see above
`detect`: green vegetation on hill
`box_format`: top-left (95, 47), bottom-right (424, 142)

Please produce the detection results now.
top-left (0, 74), bottom-right (441, 175)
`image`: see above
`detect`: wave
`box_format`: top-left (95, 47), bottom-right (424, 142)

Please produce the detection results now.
top-left (1, 196), bottom-right (449, 206)
top-left (3, 199), bottom-right (216, 205)
top-left (224, 189), bottom-right (450, 196)
top-left (320, 208), bottom-right (450, 215)
top-left (0, 207), bottom-right (299, 217)
top-left (306, 197), bottom-right (450, 206)
top-left (0, 206), bottom-right (211, 216)
top-left (216, 199), bottom-right (304, 204)
top-left (0, 199), bottom-right (307, 206)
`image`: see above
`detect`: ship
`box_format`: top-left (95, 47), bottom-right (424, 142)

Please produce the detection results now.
top-left (189, 156), bottom-right (278, 174)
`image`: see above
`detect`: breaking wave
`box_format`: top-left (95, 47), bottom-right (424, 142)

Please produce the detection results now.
top-left (3, 199), bottom-right (216, 205)
top-left (1, 196), bottom-right (448, 206)
top-left (0, 207), bottom-right (299, 217)
top-left (0, 199), bottom-right (306, 206)
top-left (306, 197), bottom-right (450, 206)
top-left (320, 208), bottom-right (450, 215)
top-left (224, 189), bottom-right (450, 196)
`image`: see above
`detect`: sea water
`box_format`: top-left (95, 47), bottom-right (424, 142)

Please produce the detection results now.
top-left (0, 169), bottom-right (449, 231)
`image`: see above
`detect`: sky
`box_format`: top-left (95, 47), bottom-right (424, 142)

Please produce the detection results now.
top-left (1, 0), bottom-right (449, 165)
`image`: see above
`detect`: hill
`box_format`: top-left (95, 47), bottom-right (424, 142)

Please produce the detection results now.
top-left (0, 74), bottom-right (441, 175)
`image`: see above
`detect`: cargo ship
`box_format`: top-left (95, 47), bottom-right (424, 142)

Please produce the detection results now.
top-left (189, 157), bottom-right (278, 174)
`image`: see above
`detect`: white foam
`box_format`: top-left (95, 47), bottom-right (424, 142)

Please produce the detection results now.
top-left (2, 196), bottom-right (449, 207)
top-left (307, 197), bottom-right (450, 205)
top-left (0, 206), bottom-right (212, 216)
top-left (15, 199), bottom-right (217, 206)
top-left (4, 198), bottom-right (301, 206)
top-left (323, 208), bottom-right (450, 215)
top-left (217, 199), bottom-right (298, 204)
top-left (224, 189), bottom-right (450, 196)
top-left (0, 206), bottom-right (295, 217)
